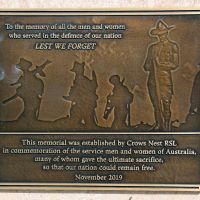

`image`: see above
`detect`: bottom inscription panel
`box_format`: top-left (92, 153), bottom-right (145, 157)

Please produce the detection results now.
top-left (0, 133), bottom-right (199, 191)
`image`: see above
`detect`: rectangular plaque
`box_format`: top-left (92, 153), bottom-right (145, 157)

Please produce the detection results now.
top-left (0, 10), bottom-right (199, 192)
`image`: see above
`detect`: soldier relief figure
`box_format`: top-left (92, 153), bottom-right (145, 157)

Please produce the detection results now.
top-left (189, 64), bottom-right (200, 115)
top-left (183, 64), bottom-right (200, 130)
top-left (64, 61), bottom-right (98, 129)
top-left (143, 20), bottom-right (179, 131)
top-left (103, 75), bottom-right (133, 130)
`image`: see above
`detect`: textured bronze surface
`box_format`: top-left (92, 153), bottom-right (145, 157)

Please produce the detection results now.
top-left (0, 14), bottom-right (199, 132)
top-left (0, 134), bottom-right (199, 183)
top-left (0, 12), bottom-right (199, 191)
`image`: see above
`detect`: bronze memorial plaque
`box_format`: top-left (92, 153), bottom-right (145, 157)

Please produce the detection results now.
top-left (0, 10), bottom-right (199, 191)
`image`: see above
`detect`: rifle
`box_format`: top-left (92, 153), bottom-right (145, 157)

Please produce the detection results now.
top-left (127, 102), bottom-right (131, 127)
top-left (153, 58), bottom-right (164, 130)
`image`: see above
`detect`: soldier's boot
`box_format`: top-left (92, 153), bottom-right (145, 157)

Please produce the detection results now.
top-left (149, 111), bottom-right (162, 131)
top-left (149, 123), bottom-right (161, 131)
top-left (164, 119), bottom-right (171, 131)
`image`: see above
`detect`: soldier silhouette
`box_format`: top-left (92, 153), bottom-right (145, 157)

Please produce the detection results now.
top-left (0, 66), bottom-right (24, 122)
top-left (16, 58), bottom-right (50, 125)
top-left (16, 58), bottom-right (34, 122)
top-left (34, 60), bottom-right (51, 117)
top-left (189, 64), bottom-right (200, 115)
top-left (180, 64), bottom-right (200, 131)
top-left (144, 20), bottom-right (179, 131)
top-left (103, 75), bottom-right (133, 130)
top-left (64, 61), bottom-right (98, 129)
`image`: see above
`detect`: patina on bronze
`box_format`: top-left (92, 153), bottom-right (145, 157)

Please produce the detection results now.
top-left (0, 13), bottom-right (199, 132)
top-left (0, 11), bottom-right (199, 191)
top-left (144, 20), bottom-right (179, 131)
